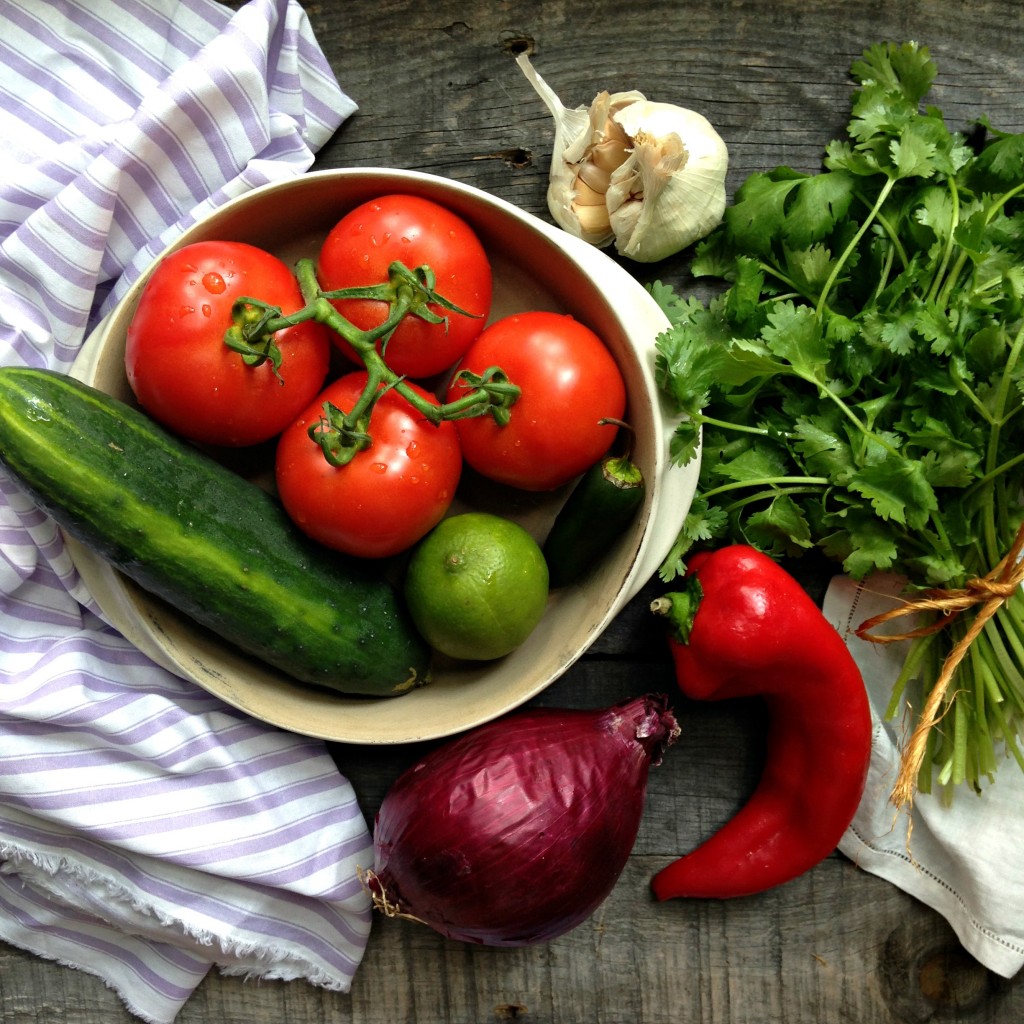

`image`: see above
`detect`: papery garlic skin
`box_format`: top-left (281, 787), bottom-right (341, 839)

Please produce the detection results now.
top-left (607, 101), bottom-right (729, 262)
top-left (516, 53), bottom-right (728, 263)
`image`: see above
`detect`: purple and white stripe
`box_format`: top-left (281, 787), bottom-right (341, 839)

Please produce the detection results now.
top-left (0, 2), bottom-right (371, 1022)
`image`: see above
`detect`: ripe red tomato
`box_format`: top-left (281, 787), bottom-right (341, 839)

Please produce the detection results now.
top-left (125, 240), bottom-right (330, 447)
top-left (446, 312), bottom-right (627, 491)
top-left (275, 372), bottom-right (462, 559)
top-left (317, 194), bottom-right (492, 379)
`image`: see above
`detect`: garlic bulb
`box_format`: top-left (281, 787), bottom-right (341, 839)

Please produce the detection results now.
top-left (516, 53), bottom-right (729, 263)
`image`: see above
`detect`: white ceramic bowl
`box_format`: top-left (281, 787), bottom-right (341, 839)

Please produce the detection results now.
top-left (68, 168), bottom-right (699, 744)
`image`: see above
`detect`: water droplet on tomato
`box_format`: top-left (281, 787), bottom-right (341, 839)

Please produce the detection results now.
top-left (201, 304), bottom-right (212, 317)
top-left (202, 272), bottom-right (226, 294)
top-left (370, 462), bottom-right (387, 474)
top-left (179, 305), bottom-right (195, 317)
top-left (406, 440), bottom-right (420, 457)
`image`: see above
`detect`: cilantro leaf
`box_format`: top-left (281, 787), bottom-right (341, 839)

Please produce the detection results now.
top-left (707, 442), bottom-right (791, 484)
top-left (783, 171), bottom-right (857, 247)
top-left (723, 168), bottom-right (803, 256)
top-left (759, 302), bottom-right (829, 381)
top-left (647, 279), bottom-right (696, 326)
top-left (848, 456), bottom-right (938, 529)
top-left (784, 244), bottom-right (839, 298)
top-left (658, 497), bottom-right (729, 580)
top-left (969, 120), bottom-right (1024, 189)
top-left (742, 494), bottom-right (815, 556)
top-left (890, 122), bottom-right (941, 179)
top-left (792, 415), bottom-right (857, 484)
top-left (850, 40), bottom-right (936, 108)
top-left (819, 509), bottom-right (900, 578)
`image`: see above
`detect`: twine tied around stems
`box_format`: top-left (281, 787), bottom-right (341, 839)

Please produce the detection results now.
top-left (856, 521), bottom-right (1024, 811)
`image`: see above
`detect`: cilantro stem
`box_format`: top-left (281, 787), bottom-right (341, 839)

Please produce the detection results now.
top-left (871, 236), bottom-right (898, 302)
top-left (997, 593), bottom-right (1024, 666)
top-left (700, 476), bottom-right (829, 503)
top-left (793, 369), bottom-right (903, 459)
top-left (872, 207), bottom-right (911, 272)
top-left (935, 245), bottom-right (971, 313)
top-left (934, 183), bottom-right (1024, 311)
top-left (963, 447), bottom-right (1024, 501)
top-left (696, 414), bottom-right (776, 438)
top-left (981, 617), bottom-right (1024, 707)
top-left (994, 610), bottom-right (1024, 677)
top-left (926, 176), bottom-right (961, 306)
top-left (816, 175), bottom-right (897, 317)
top-left (973, 640), bottom-right (1024, 772)
top-left (756, 261), bottom-right (822, 308)
top-left (950, 362), bottom-right (996, 425)
top-left (982, 321), bottom-right (1024, 563)
top-left (952, 692), bottom-right (969, 786)
top-left (720, 485), bottom-right (829, 522)
top-left (885, 631), bottom-right (936, 719)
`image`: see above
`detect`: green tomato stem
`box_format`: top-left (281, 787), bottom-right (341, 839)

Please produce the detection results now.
top-left (227, 257), bottom-right (522, 464)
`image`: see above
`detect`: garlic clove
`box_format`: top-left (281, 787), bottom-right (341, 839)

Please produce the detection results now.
top-left (517, 54), bottom-right (728, 263)
top-left (516, 54), bottom-right (643, 247)
top-left (574, 201), bottom-right (613, 237)
top-left (576, 158), bottom-right (613, 196)
top-left (573, 170), bottom-right (609, 205)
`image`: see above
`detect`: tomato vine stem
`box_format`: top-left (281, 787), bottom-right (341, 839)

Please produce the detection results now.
top-left (223, 257), bottom-right (521, 466)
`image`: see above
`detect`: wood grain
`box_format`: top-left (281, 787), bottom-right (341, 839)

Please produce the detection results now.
top-left (4, 0), bottom-right (1024, 1020)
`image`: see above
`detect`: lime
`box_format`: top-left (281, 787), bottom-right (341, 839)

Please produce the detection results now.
top-left (404, 512), bottom-right (550, 661)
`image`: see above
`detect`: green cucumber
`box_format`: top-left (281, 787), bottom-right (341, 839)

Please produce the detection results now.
top-left (543, 451), bottom-right (645, 588)
top-left (0, 367), bottom-right (430, 697)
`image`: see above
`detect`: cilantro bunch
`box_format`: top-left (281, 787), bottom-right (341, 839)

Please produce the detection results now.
top-left (652, 41), bottom-right (1024, 799)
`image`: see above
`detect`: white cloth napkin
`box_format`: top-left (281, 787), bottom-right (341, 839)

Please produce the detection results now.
top-left (0, 3), bottom-right (373, 1023)
top-left (827, 575), bottom-right (1024, 978)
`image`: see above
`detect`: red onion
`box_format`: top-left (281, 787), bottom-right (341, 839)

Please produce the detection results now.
top-left (365, 693), bottom-right (679, 946)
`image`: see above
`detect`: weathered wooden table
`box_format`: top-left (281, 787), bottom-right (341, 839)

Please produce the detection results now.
top-left (4, 0), bottom-right (1024, 1020)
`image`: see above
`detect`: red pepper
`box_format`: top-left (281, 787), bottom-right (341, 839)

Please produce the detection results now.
top-left (649, 545), bottom-right (873, 900)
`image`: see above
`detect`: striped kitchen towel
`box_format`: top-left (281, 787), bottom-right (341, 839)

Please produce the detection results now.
top-left (0, 2), bottom-right (372, 1023)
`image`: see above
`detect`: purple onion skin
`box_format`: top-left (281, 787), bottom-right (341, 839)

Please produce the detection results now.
top-left (369, 693), bottom-right (679, 947)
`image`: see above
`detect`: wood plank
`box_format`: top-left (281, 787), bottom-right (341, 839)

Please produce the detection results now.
top-left (4, 0), bottom-right (1024, 1020)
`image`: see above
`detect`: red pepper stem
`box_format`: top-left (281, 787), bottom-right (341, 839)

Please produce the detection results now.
top-left (649, 578), bottom-right (703, 646)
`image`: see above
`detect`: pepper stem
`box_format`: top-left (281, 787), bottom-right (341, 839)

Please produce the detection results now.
top-left (650, 575), bottom-right (704, 645)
